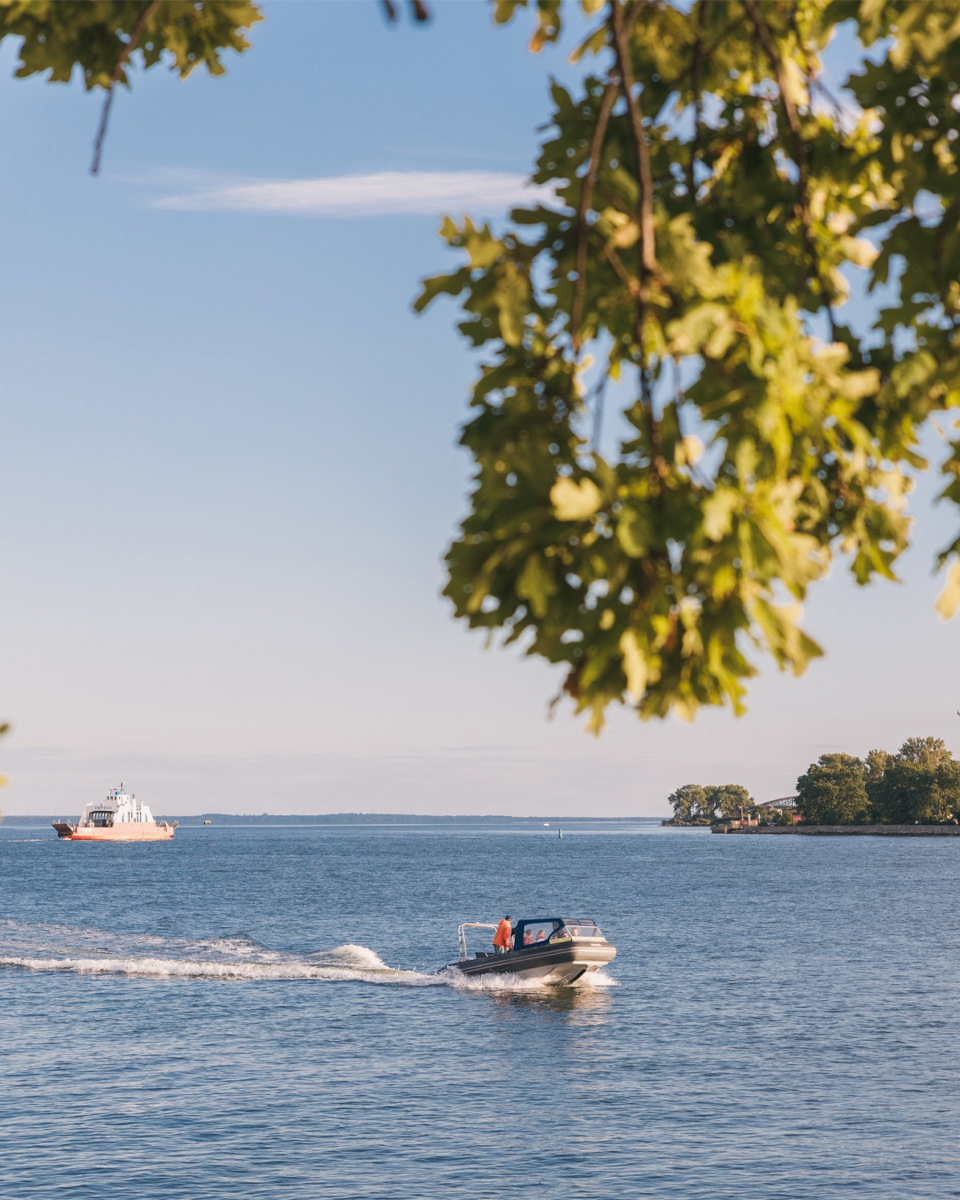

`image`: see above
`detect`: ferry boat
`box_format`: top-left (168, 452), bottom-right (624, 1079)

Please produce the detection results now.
top-left (449, 916), bottom-right (615, 985)
top-left (53, 785), bottom-right (178, 841)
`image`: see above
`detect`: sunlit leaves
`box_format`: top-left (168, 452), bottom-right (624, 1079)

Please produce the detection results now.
top-left (419, 0), bottom-right (960, 729)
top-left (0, 1), bottom-right (262, 88)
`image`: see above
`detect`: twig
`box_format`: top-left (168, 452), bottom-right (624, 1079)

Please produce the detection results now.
top-left (571, 80), bottom-right (618, 353)
top-left (602, 242), bottom-right (642, 297)
top-left (382, 1), bottom-right (430, 21)
top-left (591, 374), bottom-right (609, 453)
top-left (609, 0), bottom-right (657, 282)
top-left (742, 0), bottom-right (838, 341)
top-left (935, 193), bottom-right (960, 317)
top-left (687, 0), bottom-right (709, 201)
top-left (91, 0), bottom-right (162, 175)
top-left (609, 0), bottom-right (665, 479)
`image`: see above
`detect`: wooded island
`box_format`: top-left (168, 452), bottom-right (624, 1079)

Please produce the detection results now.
top-left (665, 738), bottom-right (960, 827)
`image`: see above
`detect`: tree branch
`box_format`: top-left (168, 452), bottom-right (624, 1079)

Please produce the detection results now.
top-left (935, 193), bottom-right (960, 318)
top-left (609, 0), bottom-right (665, 480)
top-left (382, 1), bottom-right (430, 21)
top-left (91, 0), bottom-right (162, 175)
top-left (609, 0), bottom-right (657, 282)
top-left (687, 0), bottom-right (709, 201)
top-left (589, 374), bottom-right (609, 453)
top-left (742, 0), bottom-right (838, 340)
top-left (571, 80), bottom-right (618, 353)
top-left (601, 241), bottom-right (641, 297)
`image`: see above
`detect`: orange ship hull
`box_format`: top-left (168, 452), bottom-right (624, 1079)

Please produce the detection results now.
top-left (56, 824), bottom-right (176, 841)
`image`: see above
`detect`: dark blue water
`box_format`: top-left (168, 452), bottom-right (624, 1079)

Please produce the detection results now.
top-left (2, 822), bottom-right (959, 1199)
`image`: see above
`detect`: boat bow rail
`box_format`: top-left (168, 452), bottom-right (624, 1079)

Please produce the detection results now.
top-left (457, 923), bottom-right (498, 961)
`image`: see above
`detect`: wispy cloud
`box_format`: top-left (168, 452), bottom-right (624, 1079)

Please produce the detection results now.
top-left (153, 170), bottom-right (549, 217)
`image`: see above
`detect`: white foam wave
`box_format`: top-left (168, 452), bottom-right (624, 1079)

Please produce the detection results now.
top-left (0, 952), bottom-right (444, 986)
top-left (437, 966), bottom-right (618, 992)
top-left (579, 969), bottom-right (619, 988)
top-left (308, 943), bottom-right (396, 971)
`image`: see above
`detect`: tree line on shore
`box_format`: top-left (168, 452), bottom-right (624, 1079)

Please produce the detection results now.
top-left (796, 738), bottom-right (960, 825)
top-left (666, 737), bottom-right (960, 827)
top-left (666, 784), bottom-right (755, 826)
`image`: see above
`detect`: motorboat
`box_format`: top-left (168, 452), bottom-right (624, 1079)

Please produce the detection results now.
top-left (449, 916), bottom-right (616, 985)
top-left (53, 784), bottom-right (178, 841)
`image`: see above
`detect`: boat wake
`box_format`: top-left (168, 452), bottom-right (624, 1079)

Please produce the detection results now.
top-left (0, 948), bottom-right (441, 985)
top-left (0, 921), bottom-right (615, 991)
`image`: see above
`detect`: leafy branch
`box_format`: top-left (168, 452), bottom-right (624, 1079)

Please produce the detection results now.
top-left (90, 0), bottom-right (162, 175)
top-left (419, 0), bottom-right (960, 729)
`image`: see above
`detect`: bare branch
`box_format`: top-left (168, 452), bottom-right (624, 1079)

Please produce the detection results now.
top-left (687, 0), bottom-right (709, 201)
top-left (609, 0), bottom-right (657, 282)
top-left (608, 0), bottom-right (665, 479)
top-left (571, 80), bottom-right (618, 353)
top-left (935, 193), bottom-right (960, 318)
top-left (91, 0), bottom-right (162, 175)
top-left (383, 1), bottom-right (430, 22)
top-left (590, 374), bottom-right (609, 453)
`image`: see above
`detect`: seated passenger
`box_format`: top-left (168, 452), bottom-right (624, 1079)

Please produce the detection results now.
top-left (523, 930), bottom-right (533, 946)
top-left (535, 928), bottom-right (546, 942)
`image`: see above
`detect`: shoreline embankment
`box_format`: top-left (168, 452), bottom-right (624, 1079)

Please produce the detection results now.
top-left (714, 824), bottom-right (960, 837)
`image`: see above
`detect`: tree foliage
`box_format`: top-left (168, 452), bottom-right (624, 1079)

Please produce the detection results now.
top-left (417, 0), bottom-right (960, 730)
top-left (868, 737), bottom-right (960, 823)
top-left (667, 782), bottom-right (707, 822)
top-left (798, 737), bottom-right (960, 824)
top-left (0, 1), bottom-right (261, 87)
top-left (667, 780), bottom-right (751, 823)
top-left (796, 752), bottom-right (869, 824)
top-left (710, 783), bottom-right (753, 819)
top-left (0, 0), bottom-right (263, 170)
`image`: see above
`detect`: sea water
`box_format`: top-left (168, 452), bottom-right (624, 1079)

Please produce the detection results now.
top-left (1, 821), bottom-right (959, 1199)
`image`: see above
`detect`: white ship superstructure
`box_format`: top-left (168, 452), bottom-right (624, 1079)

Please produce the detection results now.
top-left (53, 785), bottom-right (177, 841)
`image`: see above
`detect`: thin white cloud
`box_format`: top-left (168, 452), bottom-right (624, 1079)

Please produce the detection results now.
top-left (154, 170), bottom-right (549, 217)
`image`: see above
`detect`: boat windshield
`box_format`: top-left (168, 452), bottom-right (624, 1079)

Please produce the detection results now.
top-left (516, 920), bottom-right (561, 948)
top-left (560, 919), bottom-right (602, 939)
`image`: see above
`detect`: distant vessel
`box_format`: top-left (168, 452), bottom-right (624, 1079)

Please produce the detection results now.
top-left (203, 820), bottom-right (212, 826)
top-left (53, 785), bottom-right (177, 841)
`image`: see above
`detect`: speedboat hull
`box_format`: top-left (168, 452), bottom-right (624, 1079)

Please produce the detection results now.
top-left (450, 940), bottom-right (615, 986)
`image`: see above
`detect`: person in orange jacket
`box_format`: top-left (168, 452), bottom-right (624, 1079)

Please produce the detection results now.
top-left (493, 915), bottom-right (513, 954)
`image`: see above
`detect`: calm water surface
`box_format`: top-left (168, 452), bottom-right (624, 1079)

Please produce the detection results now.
top-left (1, 821), bottom-right (959, 1199)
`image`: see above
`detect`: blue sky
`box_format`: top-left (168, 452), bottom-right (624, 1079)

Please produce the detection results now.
top-left (1, 1), bottom-right (957, 817)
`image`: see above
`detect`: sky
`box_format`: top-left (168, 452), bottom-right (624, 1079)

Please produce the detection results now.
top-left (1, 1), bottom-right (958, 818)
